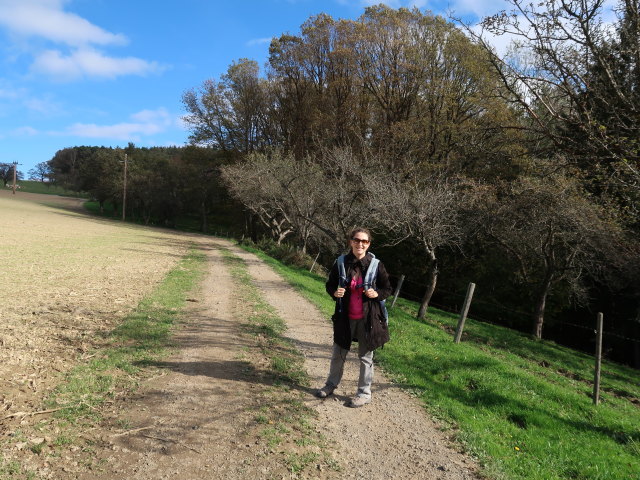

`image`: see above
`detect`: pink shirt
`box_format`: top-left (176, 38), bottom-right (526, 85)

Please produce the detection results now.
top-left (348, 277), bottom-right (364, 320)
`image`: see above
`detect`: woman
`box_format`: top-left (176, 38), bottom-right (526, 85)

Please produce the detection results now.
top-left (316, 228), bottom-right (392, 407)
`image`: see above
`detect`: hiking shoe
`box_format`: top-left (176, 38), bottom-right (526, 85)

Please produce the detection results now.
top-left (348, 395), bottom-right (371, 408)
top-left (315, 385), bottom-right (335, 398)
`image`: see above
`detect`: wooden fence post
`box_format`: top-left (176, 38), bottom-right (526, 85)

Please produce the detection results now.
top-left (390, 275), bottom-right (405, 309)
top-left (593, 312), bottom-right (604, 405)
top-left (454, 282), bottom-right (476, 343)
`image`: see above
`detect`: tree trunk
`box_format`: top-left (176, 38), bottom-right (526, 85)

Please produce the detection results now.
top-left (250, 214), bottom-right (258, 243)
top-left (633, 306), bottom-right (640, 369)
top-left (200, 201), bottom-right (208, 233)
top-left (532, 275), bottom-right (553, 339)
top-left (276, 230), bottom-right (291, 244)
top-left (417, 254), bottom-right (438, 320)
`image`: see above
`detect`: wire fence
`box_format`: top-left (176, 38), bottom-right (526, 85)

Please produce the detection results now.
top-left (387, 273), bottom-right (640, 347)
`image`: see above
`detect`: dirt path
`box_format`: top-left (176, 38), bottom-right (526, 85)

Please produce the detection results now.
top-left (75, 241), bottom-right (289, 479)
top-left (232, 247), bottom-right (480, 480)
top-left (74, 240), bottom-right (480, 479)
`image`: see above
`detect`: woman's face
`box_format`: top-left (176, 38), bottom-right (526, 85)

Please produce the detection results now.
top-left (350, 232), bottom-right (370, 259)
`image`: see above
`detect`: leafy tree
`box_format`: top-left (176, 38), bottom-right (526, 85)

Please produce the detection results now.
top-left (0, 163), bottom-right (13, 186)
top-left (182, 59), bottom-right (273, 153)
top-left (28, 162), bottom-right (52, 183)
top-left (48, 146), bottom-right (97, 191)
top-left (0, 163), bottom-right (25, 187)
top-left (473, 0), bottom-right (640, 213)
top-left (79, 148), bottom-right (121, 214)
top-left (179, 146), bottom-right (227, 233)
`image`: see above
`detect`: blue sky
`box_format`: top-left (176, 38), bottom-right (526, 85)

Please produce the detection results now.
top-left (0, 0), bottom-right (508, 176)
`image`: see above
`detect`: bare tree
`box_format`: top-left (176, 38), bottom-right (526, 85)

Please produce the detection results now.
top-left (221, 153), bottom-right (296, 244)
top-left (368, 171), bottom-right (465, 319)
top-left (483, 170), bottom-right (615, 338)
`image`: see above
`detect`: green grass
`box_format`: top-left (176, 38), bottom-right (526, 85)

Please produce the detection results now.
top-left (83, 200), bottom-right (117, 217)
top-left (219, 247), bottom-right (339, 475)
top-left (0, 456), bottom-right (35, 480)
top-left (220, 248), bottom-right (306, 386)
top-left (44, 247), bottom-right (207, 422)
top-left (242, 246), bottom-right (640, 480)
top-left (13, 180), bottom-right (88, 197)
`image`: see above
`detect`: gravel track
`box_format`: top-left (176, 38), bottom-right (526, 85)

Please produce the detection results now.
top-left (1, 192), bottom-right (481, 479)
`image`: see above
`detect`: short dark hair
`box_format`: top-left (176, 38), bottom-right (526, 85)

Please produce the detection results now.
top-left (347, 227), bottom-right (372, 246)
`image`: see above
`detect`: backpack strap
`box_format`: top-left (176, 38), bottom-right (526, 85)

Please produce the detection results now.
top-left (337, 254), bottom-right (347, 288)
top-left (362, 253), bottom-right (388, 326)
top-left (363, 253), bottom-right (379, 290)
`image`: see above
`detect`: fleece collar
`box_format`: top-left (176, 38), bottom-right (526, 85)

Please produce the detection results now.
top-left (345, 251), bottom-right (372, 270)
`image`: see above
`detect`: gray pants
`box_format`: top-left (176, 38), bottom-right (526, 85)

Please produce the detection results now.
top-left (326, 319), bottom-right (373, 398)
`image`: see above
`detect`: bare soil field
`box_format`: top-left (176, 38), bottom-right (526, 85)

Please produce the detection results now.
top-left (0, 190), bottom-right (198, 473)
top-left (0, 191), bottom-right (480, 479)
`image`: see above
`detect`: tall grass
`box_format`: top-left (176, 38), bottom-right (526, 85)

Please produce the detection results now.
top-left (245, 247), bottom-right (640, 480)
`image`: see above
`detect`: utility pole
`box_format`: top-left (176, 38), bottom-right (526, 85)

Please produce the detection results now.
top-left (122, 153), bottom-right (128, 221)
top-left (12, 161), bottom-right (19, 195)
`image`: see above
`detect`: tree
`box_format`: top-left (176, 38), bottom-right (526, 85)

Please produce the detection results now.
top-left (220, 147), bottom-right (378, 253)
top-left (179, 146), bottom-right (227, 233)
top-left (368, 170), bottom-right (466, 319)
top-left (473, 0), bottom-right (640, 208)
top-left (48, 146), bottom-right (97, 191)
top-left (221, 152), bottom-right (298, 244)
top-left (182, 59), bottom-right (273, 153)
top-left (28, 162), bottom-right (52, 183)
top-left (78, 149), bottom-right (120, 214)
top-left (124, 148), bottom-right (183, 226)
top-left (482, 170), bottom-right (615, 338)
top-left (0, 163), bottom-right (13, 186)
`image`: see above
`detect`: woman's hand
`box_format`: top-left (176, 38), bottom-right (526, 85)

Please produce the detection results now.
top-left (334, 287), bottom-right (346, 298)
top-left (365, 288), bottom-right (378, 298)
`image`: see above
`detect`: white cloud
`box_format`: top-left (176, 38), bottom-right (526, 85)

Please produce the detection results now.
top-left (130, 108), bottom-right (171, 124)
top-left (449, 0), bottom-right (508, 19)
top-left (66, 122), bottom-right (162, 140)
top-left (0, 88), bottom-right (21, 100)
top-left (0, 0), bottom-right (127, 47)
top-left (31, 48), bottom-right (162, 80)
top-left (62, 108), bottom-right (173, 141)
top-left (24, 95), bottom-right (62, 115)
top-left (11, 126), bottom-right (38, 136)
top-left (246, 37), bottom-right (272, 47)
top-left (0, 0), bottom-right (163, 81)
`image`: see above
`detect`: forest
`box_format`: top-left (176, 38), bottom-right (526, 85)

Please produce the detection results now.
top-left (42, 1), bottom-right (640, 367)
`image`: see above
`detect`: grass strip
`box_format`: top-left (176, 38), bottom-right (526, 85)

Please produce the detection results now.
top-left (44, 246), bottom-right (207, 422)
top-left (219, 247), bottom-right (339, 475)
top-left (15, 180), bottom-right (87, 197)
top-left (0, 246), bottom-right (207, 478)
top-left (242, 246), bottom-right (640, 480)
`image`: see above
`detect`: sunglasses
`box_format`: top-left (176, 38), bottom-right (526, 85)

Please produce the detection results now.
top-left (351, 237), bottom-right (370, 245)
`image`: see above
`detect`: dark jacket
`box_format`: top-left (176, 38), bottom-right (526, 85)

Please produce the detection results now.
top-left (325, 252), bottom-right (392, 351)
